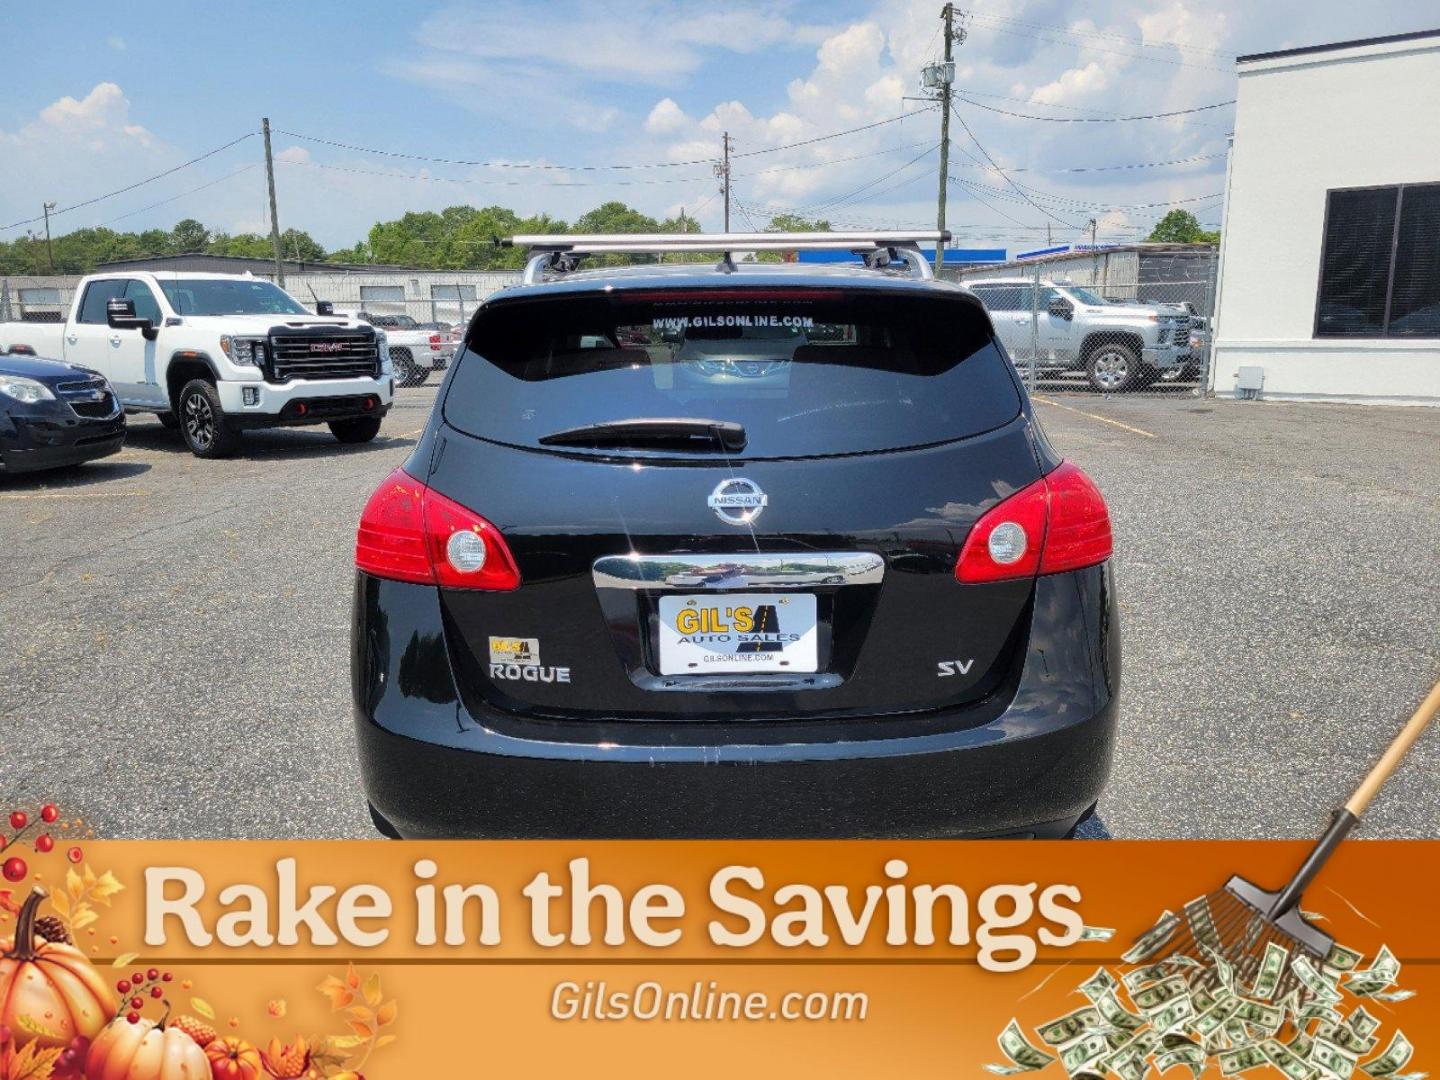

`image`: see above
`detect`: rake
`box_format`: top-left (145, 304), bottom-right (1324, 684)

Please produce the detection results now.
top-left (1130, 679), bottom-right (1440, 1004)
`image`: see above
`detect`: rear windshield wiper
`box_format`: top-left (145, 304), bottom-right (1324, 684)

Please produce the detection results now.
top-left (538, 418), bottom-right (747, 453)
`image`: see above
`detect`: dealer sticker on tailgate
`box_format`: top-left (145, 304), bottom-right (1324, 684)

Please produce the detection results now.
top-left (657, 593), bottom-right (818, 675)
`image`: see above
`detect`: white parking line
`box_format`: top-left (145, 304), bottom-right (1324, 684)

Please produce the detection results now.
top-left (1032, 395), bottom-right (1158, 439)
top-left (0, 489), bottom-right (153, 501)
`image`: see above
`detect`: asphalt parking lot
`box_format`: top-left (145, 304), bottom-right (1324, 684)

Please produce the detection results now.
top-left (1, 386), bottom-right (1437, 840)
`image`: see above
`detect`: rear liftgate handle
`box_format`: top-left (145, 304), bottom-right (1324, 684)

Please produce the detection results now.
top-left (1271, 678), bottom-right (1440, 918)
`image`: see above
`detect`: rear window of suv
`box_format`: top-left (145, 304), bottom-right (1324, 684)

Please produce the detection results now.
top-left (445, 287), bottom-right (1020, 458)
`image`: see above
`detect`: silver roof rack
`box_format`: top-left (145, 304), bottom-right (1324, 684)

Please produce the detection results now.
top-left (506, 231), bottom-right (951, 284)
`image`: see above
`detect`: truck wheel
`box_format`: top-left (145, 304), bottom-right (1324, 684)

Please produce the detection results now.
top-left (391, 348), bottom-right (428, 388)
top-left (177, 379), bottom-right (241, 458)
top-left (156, 411), bottom-right (180, 430)
top-left (1085, 342), bottom-right (1141, 393)
top-left (330, 416), bottom-right (383, 444)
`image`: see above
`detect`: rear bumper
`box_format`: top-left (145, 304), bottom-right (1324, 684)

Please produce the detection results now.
top-left (352, 565), bottom-right (1121, 839)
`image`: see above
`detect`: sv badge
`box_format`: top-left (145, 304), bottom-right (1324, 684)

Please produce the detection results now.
top-left (936, 659), bottom-right (975, 677)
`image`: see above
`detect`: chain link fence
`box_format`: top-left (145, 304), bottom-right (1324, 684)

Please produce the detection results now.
top-left (954, 247), bottom-right (1218, 396)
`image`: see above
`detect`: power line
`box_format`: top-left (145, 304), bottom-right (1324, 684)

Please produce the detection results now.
top-left (953, 94), bottom-right (1234, 123)
top-left (950, 151), bottom-right (1226, 175)
top-left (273, 110), bottom-right (935, 174)
top-left (0, 132), bottom-right (258, 232)
top-left (100, 164), bottom-right (260, 227)
top-left (952, 176), bottom-right (1224, 212)
top-left (949, 103), bottom-right (1078, 228)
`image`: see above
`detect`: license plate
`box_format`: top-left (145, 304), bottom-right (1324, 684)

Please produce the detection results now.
top-left (657, 593), bottom-right (818, 675)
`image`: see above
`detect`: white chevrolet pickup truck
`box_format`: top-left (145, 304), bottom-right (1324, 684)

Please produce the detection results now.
top-left (0, 272), bottom-right (394, 457)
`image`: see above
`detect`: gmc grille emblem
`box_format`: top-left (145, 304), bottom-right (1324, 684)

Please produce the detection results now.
top-left (309, 341), bottom-right (346, 353)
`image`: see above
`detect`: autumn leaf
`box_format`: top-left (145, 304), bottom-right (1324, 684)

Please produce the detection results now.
top-left (90, 871), bottom-right (125, 906)
top-left (4, 1040), bottom-right (63, 1080)
top-left (82, 864), bottom-right (97, 890)
top-left (375, 1000), bottom-right (397, 1027)
top-left (317, 975), bottom-right (354, 1011)
top-left (362, 972), bottom-right (382, 1007)
top-left (323, 1035), bottom-right (366, 1052)
top-left (191, 998), bottom-right (216, 1020)
top-left (345, 1006), bottom-right (373, 1024)
top-left (43, 892), bottom-right (65, 919)
top-left (346, 1020), bottom-right (373, 1040)
top-left (111, 952), bottom-right (138, 968)
top-left (65, 868), bottom-right (83, 902)
top-left (374, 1034), bottom-right (398, 1050)
top-left (345, 962), bottom-right (360, 990)
top-left (70, 907), bottom-right (98, 932)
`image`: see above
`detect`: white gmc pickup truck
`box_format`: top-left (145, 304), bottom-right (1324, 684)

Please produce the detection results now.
top-left (0, 272), bottom-right (394, 457)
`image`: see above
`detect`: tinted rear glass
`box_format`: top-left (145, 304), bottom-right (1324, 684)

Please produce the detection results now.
top-left (446, 288), bottom-right (1019, 458)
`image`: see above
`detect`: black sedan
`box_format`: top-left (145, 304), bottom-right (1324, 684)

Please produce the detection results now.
top-left (0, 353), bottom-right (126, 473)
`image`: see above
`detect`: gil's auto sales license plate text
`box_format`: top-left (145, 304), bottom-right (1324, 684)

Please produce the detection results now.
top-left (657, 593), bottom-right (818, 675)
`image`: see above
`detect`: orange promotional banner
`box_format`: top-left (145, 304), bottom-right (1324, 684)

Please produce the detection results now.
top-left (0, 839), bottom-right (1434, 1077)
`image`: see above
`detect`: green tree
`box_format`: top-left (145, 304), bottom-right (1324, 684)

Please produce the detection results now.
top-left (170, 218), bottom-right (211, 253)
top-left (1145, 209), bottom-right (1218, 244)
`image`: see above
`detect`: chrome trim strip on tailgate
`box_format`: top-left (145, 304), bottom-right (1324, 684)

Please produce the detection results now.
top-left (592, 552), bottom-right (885, 590)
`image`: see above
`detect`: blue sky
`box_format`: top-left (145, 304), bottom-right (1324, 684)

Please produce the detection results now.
top-left (2, 0), bottom-right (1437, 253)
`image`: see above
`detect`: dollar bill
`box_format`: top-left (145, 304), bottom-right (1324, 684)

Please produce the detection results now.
top-left (1156, 1044), bottom-right (1206, 1078)
top-left (1361, 1032), bottom-right (1413, 1078)
top-left (989, 1019), bottom-right (1057, 1075)
top-left (1313, 1037), bottom-right (1359, 1080)
top-left (1060, 1033), bottom-right (1112, 1076)
top-left (1080, 925), bottom-right (1116, 942)
top-left (1193, 997), bottom-right (1242, 1038)
top-left (1203, 944), bottom-right (1237, 993)
top-left (1349, 1007), bottom-right (1382, 1039)
top-left (1123, 963), bottom-right (1171, 992)
top-left (1133, 975), bottom-right (1189, 1014)
top-left (1219, 1045), bottom-right (1269, 1076)
top-left (1366, 989), bottom-right (1415, 1004)
top-left (1233, 998), bottom-right (1284, 1034)
top-left (1319, 1021), bottom-right (1379, 1057)
top-left (1289, 1032), bottom-right (1315, 1058)
top-left (1294, 955), bottom-right (1345, 1005)
top-left (1345, 946), bottom-right (1400, 994)
top-left (1079, 967), bottom-right (1119, 1002)
top-left (1123, 911), bottom-right (1180, 965)
top-left (1150, 995), bottom-right (1196, 1034)
top-left (1263, 1038), bottom-right (1320, 1080)
top-left (1094, 989), bottom-right (1146, 1034)
top-left (1252, 941), bottom-right (1290, 1001)
top-left (1325, 943), bottom-right (1365, 973)
top-left (1037, 1006), bottom-right (1105, 1047)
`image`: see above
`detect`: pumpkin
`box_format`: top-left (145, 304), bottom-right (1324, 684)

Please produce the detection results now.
top-left (206, 1036), bottom-right (264, 1080)
top-left (0, 887), bottom-right (115, 1050)
top-left (86, 1013), bottom-right (210, 1080)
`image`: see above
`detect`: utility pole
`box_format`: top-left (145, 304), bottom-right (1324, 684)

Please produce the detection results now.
top-left (931, 4), bottom-right (964, 274)
top-left (1087, 217), bottom-right (1098, 282)
top-left (714, 133), bottom-right (732, 232)
top-left (261, 117), bottom-right (285, 287)
top-left (42, 202), bottom-right (56, 273)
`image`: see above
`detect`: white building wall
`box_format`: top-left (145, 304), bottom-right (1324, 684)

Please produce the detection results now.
top-left (1211, 35), bottom-right (1440, 405)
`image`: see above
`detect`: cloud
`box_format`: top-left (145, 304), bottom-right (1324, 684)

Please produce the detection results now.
top-left (275, 145), bottom-right (311, 165)
top-left (645, 98), bottom-right (688, 135)
top-left (107, 35), bottom-right (126, 51)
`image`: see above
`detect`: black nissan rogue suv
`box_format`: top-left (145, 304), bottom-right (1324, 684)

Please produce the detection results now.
top-left (351, 233), bottom-right (1120, 839)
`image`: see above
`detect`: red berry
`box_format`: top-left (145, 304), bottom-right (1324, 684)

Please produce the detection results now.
top-left (66, 846), bottom-right (83, 864)
top-left (132, 972), bottom-right (144, 985)
top-left (126, 1012), bottom-right (140, 1024)
top-left (35, 834), bottom-right (54, 853)
top-left (9, 812), bottom-right (26, 831)
top-left (130, 996), bottom-right (143, 1010)
top-left (40, 805), bottom-right (59, 823)
top-left (161, 972), bottom-right (173, 982)
top-left (116, 980), bottom-right (130, 994)
top-left (150, 986), bottom-right (162, 999)
top-left (147, 967), bottom-right (159, 981)
top-left (2, 857), bottom-right (26, 882)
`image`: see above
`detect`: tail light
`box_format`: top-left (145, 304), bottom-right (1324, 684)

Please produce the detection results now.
top-left (954, 462), bottom-right (1111, 584)
top-left (429, 333), bottom-right (443, 351)
top-left (356, 468), bottom-right (521, 591)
